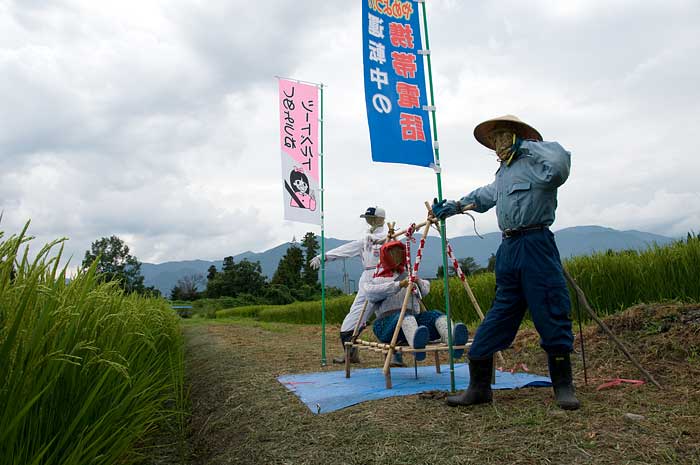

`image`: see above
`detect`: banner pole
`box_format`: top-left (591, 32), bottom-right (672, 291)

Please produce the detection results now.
top-left (419, 0), bottom-right (456, 392)
top-left (320, 83), bottom-right (327, 366)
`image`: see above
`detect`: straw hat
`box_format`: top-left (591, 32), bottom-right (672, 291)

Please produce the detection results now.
top-left (473, 115), bottom-right (543, 150)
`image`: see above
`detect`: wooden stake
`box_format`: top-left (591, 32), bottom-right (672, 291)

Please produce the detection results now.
top-left (344, 342), bottom-right (351, 378)
top-left (562, 266), bottom-right (663, 389)
top-left (351, 300), bottom-right (370, 341)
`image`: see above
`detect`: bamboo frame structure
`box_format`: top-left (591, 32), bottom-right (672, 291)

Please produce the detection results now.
top-left (343, 205), bottom-right (492, 389)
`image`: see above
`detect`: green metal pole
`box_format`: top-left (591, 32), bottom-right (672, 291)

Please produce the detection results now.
top-left (420, 0), bottom-right (456, 392)
top-left (320, 83), bottom-right (327, 366)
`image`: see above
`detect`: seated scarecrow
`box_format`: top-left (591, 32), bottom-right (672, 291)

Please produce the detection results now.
top-left (363, 241), bottom-right (469, 360)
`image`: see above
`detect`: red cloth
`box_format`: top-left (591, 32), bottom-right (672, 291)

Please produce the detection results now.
top-left (375, 241), bottom-right (406, 277)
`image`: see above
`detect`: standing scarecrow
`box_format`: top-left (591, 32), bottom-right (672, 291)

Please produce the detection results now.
top-left (311, 207), bottom-right (404, 367)
top-left (432, 115), bottom-right (580, 410)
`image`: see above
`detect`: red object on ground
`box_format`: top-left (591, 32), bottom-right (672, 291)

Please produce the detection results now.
top-left (596, 378), bottom-right (645, 391)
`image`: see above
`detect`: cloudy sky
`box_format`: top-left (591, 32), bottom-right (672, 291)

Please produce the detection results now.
top-left (2, 0), bottom-right (699, 267)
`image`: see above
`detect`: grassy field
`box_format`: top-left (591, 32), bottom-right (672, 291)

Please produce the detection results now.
top-left (161, 302), bottom-right (700, 464)
top-left (5, 227), bottom-right (699, 464)
top-left (214, 236), bottom-right (700, 327)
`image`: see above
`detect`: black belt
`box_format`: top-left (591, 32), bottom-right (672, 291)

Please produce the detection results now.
top-left (502, 224), bottom-right (548, 239)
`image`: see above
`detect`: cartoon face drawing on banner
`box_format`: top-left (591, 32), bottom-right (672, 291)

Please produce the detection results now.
top-left (286, 168), bottom-right (316, 211)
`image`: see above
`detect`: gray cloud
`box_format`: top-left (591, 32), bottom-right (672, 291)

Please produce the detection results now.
top-left (1, 0), bottom-right (698, 269)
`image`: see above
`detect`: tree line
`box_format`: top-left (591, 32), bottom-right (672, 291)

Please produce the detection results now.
top-left (81, 232), bottom-right (335, 305)
top-left (82, 233), bottom-right (494, 304)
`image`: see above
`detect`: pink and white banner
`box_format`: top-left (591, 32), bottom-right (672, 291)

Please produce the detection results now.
top-left (278, 78), bottom-right (320, 225)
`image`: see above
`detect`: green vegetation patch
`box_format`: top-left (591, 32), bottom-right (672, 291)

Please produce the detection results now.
top-left (240, 235), bottom-right (700, 327)
top-left (0, 224), bottom-right (186, 465)
top-left (257, 295), bottom-right (356, 324)
top-left (216, 304), bottom-right (269, 319)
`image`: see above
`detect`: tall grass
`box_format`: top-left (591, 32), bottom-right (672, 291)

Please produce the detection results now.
top-left (216, 305), bottom-right (269, 319)
top-left (564, 237), bottom-right (700, 315)
top-left (0, 224), bottom-right (185, 465)
top-left (422, 272), bottom-right (496, 324)
top-left (425, 236), bottom-right (700, 323)
top-left (255, 296), bottom-right (356, 325)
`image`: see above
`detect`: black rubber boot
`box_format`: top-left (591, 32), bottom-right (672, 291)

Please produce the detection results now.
top-left (446, 356), bottom-right (493, 406)
top-left (332, 331), bottom-right (361, 364)
top-left (547, 353), bottom-right (581, 410)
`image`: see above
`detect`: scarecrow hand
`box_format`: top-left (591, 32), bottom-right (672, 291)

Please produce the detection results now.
top-left (310, 255), bottom-right (322, 270)
top-left (432, 198), bottom-right (462, 220)
top-left (399, 278), bottom-right (409, 288)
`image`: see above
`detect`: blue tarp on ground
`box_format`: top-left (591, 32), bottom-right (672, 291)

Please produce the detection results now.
top-left (278, 363), bottom-right (552, 414)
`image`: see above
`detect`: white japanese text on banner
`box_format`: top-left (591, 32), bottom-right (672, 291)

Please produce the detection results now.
top-left (362, 0), bottom-right (434, 167)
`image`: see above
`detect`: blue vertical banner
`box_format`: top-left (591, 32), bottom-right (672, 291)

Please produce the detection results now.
top-left (362, 0), bottom-right (434, 167)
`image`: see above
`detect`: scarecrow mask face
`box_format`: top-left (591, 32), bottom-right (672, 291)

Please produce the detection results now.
top-left (384, 244), bottom-right (406, 269)
top-left (489, 129), bottom-right (515, 161)
top-left (366, 216), bottom-right (385, 229)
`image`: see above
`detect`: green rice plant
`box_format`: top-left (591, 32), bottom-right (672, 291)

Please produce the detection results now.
top-left (0, 223), bottom-right (185, 465)
top-left (216, 305), bottom-right (269, 319)
top-left (565, 237), bottom-right (700, 316)
top-left (219, 237), bottom-right (700, 328)
top-left (422, 273), bottom-right (496, 325)
top-left (426, 237), bottom-right (700, 324)
top-left (257, 295), bottom-right (356, 325)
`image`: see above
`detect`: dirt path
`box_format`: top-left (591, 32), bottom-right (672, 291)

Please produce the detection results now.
top-left (179, 307), bottom-right (700, 465)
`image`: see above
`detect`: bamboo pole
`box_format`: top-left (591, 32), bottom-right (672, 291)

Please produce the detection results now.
top-left (382, 218), bottom-right (434, 387)
top-left (356, 339), bottom-right (469, 352)
top-left (562, 266), bottom-right (662, 389)
top-left (346, 300), bottom-right (370, 379)
top-left (389, 218), bottom-right (437, 241)
top-left (351, 300), bottom-right (370, 340)
top-left (344, 342), bottom-right (351, 378)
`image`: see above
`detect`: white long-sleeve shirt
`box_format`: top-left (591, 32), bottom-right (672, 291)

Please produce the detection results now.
top-left (324, 225), bottom-right (386, 269)
top-left (363, 271), bottom-right (430, 320)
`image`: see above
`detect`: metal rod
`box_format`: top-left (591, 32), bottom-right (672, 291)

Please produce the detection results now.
top-left (320, 83), bottom-right (327, 366)
top-left (574, 287), bottom-right (588, 385)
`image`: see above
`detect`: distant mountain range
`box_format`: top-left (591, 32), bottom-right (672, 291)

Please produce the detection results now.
top-left (141, 226), bottom-right (675, 296)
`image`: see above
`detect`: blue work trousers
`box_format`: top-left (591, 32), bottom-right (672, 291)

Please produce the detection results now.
top-left (468, 229), bottom-right (574, 359)
top-left (374, 310), bottom-right (443, 343)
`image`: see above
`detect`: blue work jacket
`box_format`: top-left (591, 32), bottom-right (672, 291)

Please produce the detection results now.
top-left (460, 140), bottom-right (571, 231)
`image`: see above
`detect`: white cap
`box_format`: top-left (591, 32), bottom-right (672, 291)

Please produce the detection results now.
top-left (360, 206), bottom-right (386, 218)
